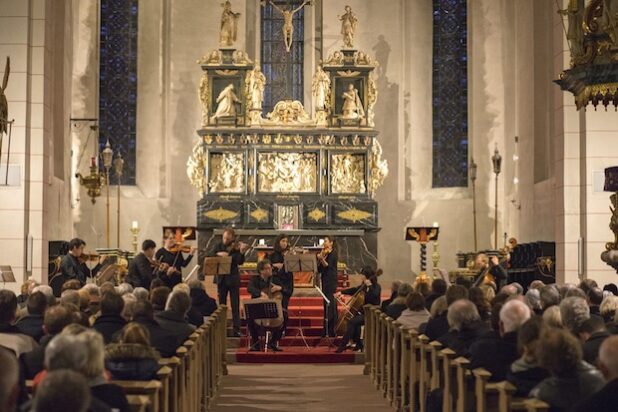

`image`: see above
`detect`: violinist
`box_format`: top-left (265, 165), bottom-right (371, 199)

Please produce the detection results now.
top-left (317, 235), bottom-right (338, 337)
top-left (60, 238), bottom-right (107, 285)
top-left (270, 234), bottom-right (294, 334)
top-left (472, 253), bottom-right (508, 290)
top-left (209, 228), bottom-right (248, 337)
top-left (155, 234), bottom-right (197, 289)
top-left (126, 239), bottom-right (172, 290)
top-left (246, 259), bottom-right (287, 352)
top-left (335, 266), bottom-right (381, 353)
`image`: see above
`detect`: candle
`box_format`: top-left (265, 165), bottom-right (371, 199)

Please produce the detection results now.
top-left (132, 221), bottom-right (139, 230)
top-left (318, 238), bottom-right (324, 246)
top-left (90, 156), bottom-right (96, 167)
top-left (259, 238), bottom-right (265, 246)
top-left (432, 222), bottom-right (439, 228)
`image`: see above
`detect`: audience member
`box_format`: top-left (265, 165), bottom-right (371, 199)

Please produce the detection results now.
top-left (92, 291), bottom-right (127, 344)
top-left (188, 280), bottom-right (217, 322)
top-left (528, 280), bottom-right (545, 291)
top-left (560, 296), bottom-right (590, 335)
top-left (524, 288), bottom-right (542, 315)
top-left (542, 305), bottom-right (563, 329)
top-left (599, 295), bottom-right (618, 324)
top-left (31, 370), bottom-right (92, 412)
top-left (0, 290), bottom-right (38, 356)
top-left (131, 300), bottom-right (180, 357)
top-left (424, 285), bottom-right (468, 341)
top-left (425, 278), bottom-right (447, 311)
top-left (105, 322), bottom-right (160, 380)
top-left (479, 284), bottom-right (496, 303)
top-left (506, 317), bottom-right (549, 396)
top-left (116, 282), bottom-right (134, 296)
top-left (468, 287), bottom-right (491, 321)
top-left (99, 282), bottom-right (116, 297)
top-left (413, 280), bottom-right (430, 297)
top-left (397, 292), bottom-right (430, 330)
top-left (150, 286), bottom-right (171, 313)
top-left (540, 285), bottom-right (560, 311)
top-left (418, 296), bottom-right (447, 335)
top-left (381, 280), bottom-right (401, 312)
top-left (573, 335), bottom-right (618, 411)
top-left (602, 283), bottom-right (618, 296)
top-left (0, 347), bottom-right (20, 412)
top-left (469, 299), bottom-right (531, 381)
top-left (531, 328), bottom-right (604, 411)
top-left (578, 279), bottom-right (598, 296)
top-left (81, 283), bottom-right (101, 315)
top-left (587, 287), bottom-right (603, 316)
top-left (439, 299), bottom-right (487, 357)
top-left (384, 283), bottom-right (413, 320)
top-left (579, 315), bottom-right (610, 366)
top-left (155, 290), bottom-right (196, 342)
top-left (121, 293), bottom-right (137, 321)
top-left (15, 291), bottom-right (47, 341)
top-left (565, 287), bottom-right (587, 300)
top-left (133, 287), bottom-right (149, 301)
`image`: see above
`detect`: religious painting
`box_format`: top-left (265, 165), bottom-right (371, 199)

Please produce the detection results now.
top-left (208, 151), bottom-right (245, 193)
top-left (330, 153), bottom-right (366, 194)
top-left (257, 151), bottom-right (318, 193)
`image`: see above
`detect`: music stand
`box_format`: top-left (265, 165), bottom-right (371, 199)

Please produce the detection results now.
top-left (202, 256), bottom-right (232, 277)
top-left (0, 266), bottom-right (15, 289)
top-left (283, 254), bottom-right (317, 349)
top-left (243, 299), bottom-right (282, 352)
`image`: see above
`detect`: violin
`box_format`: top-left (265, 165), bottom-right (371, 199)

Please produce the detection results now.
top-left (317, 244), bottom-right (332, 263)
top-left (169, 243), bottom-right (192, 254)
top-left (78, 253), bottom-right (100, 264)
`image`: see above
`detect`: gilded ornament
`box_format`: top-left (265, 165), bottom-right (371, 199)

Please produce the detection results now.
top-left (294, 135), bottom-right (303, 144)
top-left (367, 74), bottom-right (378, 127)
top-left (198, 73), bottom-right (209, 127)
top-left (308, 208), bottom-right (326, 222)
top-left (262, 100), bottom-right (315, 126)
top-left (331, 153), bottom-right (366, 194)
top-left (250, 207), bottom-right (269, 222)
top-left (284, 135), bottom-right (292, 143)
top-left (240, 134), bottom-right (248, 144)
top-left (257, 152), bottom-right (317, 193)
top-left (215, 69), bottom-right (239, 76)
top-left (211, 84), bottom-right (240, 122)
top-left (306, 135), bottom-right (314, 144)
top-left (342, 84), bottom-right (365, 120)
top-left (336, 70), bottom-right (361, 77)
top-left (337, 208), bottom-right (372, 223)
top-left (248, 134), bottom-right (260, 144)
top-left (265, 0), bottom-right (311, 52)
top-left (354, 51), bottom-right (375, 66)
top-left (208, 152), bottom-right (245, 193)
top-left (233, 50), bottom-right (253, 65)
top-left (274, 134), bottom-right (283, 144)
top-left (364, 136), bottom-right (371, 146)
top-left (245, 65), bottom-right (266, 111)
top-left (204, 135), bottom-right (213, 145)
top-left (227, 134), bottom-right (236, 144)
top-left (352, 135), bottom-right (360, 145)
top-left (340, 136), bottom-right (348, 146)
top-left (262, 134), bottom-right (272, 144)
top-left (219, 0), bottom-right (241, 47)
top-left (204, 207), bottom-right (239, 222)
top-left (324, 51), bottom-right (344, 66)
top-left (186, 142), bottom-right (208, 198)
top-left (312, 65), bottom-right (331, 113)
top-left (368, 139), bottom-right (389, 198)
top-left (216, 134), bottom-right (224, 144)
top-left (197, 50), bottom-right (222, 65)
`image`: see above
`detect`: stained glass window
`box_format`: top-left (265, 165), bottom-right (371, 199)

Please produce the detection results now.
top-left (260, 0), bottom-right (305, 115)
top-left (99, 0), bottom-right (138, 185)
top-left (432, 0), bottom-right (468, 188)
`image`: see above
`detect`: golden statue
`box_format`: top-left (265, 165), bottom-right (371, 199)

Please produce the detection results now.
top-left (341, 84), bottom-right (364, 120)
top-left (211, 84), bottom-right (240, 121)
top-left (257, 152), bottom-right (317, 193)
top-left (209, 152), bottom-right (245, 193)
top-left (219, 1), bottom-right (241, 47)
top-left (339, 5), bottom-right (358, 48)
top-left (198, 73), bottom-right (209, 127)
top-left (265, 0), bottom-right (310, 52)
top-left (331, 154), bottom-right (366, 194)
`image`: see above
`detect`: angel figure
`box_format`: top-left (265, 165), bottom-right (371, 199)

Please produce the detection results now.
top-left (312, 65), bottom-right (331, 111)
top-left (267, 0), bottom-right (310, 52)
top-left (558, 0), bottom-right (585, 59)
top-left (0, 57), bottom-right (9, 135)
top-left (220, 1), bottom-right (241, 47)
top-left (212, 84), bottom-right (240, 120)
top-left (339, 5), bottom-right (358, 48)
top-left (246, 65), bottom-right (266, 110)
top-left (341, 83), bottom-right (364, 120)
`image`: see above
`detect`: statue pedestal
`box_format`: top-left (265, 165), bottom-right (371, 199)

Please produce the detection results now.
top-left (212, 116), bottom-right (236, 126)
top-left (339, 117), bottom-right (361, 128)
top-left (341, 48), bottom-right (357, 65)
top-left (248, 109), bottom-right (262, 127)
top-left (315, 110), bottom-right (328, 127)
top-left (219, 47), bottom-right (236, 65)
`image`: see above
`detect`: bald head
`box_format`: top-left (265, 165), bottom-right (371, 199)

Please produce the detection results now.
top-left (599, 335), bottom-right (618, 381)
top-left (500, 299), bottom-right (531, 335)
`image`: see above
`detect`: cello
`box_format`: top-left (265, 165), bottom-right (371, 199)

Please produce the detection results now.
top-left (335, 269), bottom-right (382, 336)
top-left (255, 277), bottom-right (284, 329)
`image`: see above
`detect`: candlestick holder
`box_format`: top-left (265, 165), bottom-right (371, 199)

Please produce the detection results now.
top-left (130, 225), bottom-right (140, 254)
top-left (75, 158), bottom-right (106, 204)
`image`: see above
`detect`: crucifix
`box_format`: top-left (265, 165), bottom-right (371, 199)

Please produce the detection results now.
top-left (262, 0), bottom-right (311, 52)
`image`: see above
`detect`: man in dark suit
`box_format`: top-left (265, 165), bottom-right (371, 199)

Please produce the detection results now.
top-left (15, 292), bottom-right (47, 342)
top-left (92, 292), bottom-right (126, 344)
top-left (131, 300), bottom-right (181, 357)
top-left (209, 228), bottom-right (248, 337)
top-left (59, 238), bottom-right (107, 285)
top-left (574, 335), bottom-right (618, 412)
top-left (579, 315), bottom-right (610, 365)
top-left (155, 290), bottom-right (196, 344)
top-left (126, 239), bottom-right (169, 290)
top-left (473, 253), bottom-right (508, 290)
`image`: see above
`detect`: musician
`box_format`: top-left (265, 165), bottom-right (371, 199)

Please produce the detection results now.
top-left (126, 240), bottom-right (172, 290)
top-left (335, 266), bottom-right (382, 353)
top-left (155, 234), bottom-right (196, 289)
top-left (270, 234), bottom-right (294, 334)
top-left (473, 253), bottom-right (508, 290)
top-left (60, 238), bottom-right (107, 285)
top-left (209, 228), bottom-right (248, 337)
top-left (246, 259), bottom-right (287, 352)
top-left (317, 236), bottom-right (338, 337)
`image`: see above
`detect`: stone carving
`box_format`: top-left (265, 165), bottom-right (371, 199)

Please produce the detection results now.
top-left (368, 139), bottom-right (388, 197)
top-left (186, 141), bottom-right (208, 197)
top-left (257, 152), bottom-right (317, 193)
top-left (233, 50), bottom-right (252, 65)
top-left (208, 152), bottom-right (245, 193)
top-left (245, 65), bottom-right (266, 110)
top-left (211, 84), bottom-right (240, 121)
top-left (197, 50), bottom-right (222, 65)
top-left (312, 65), bottom-right (331, 111)
top-left (367, 74), bottom-right (378, 127)
top-left (266, 0), bottom-right (310, 52)
top-left (339, 5), bottom-right (358, 48)
top-left (219, 1), bottom-right (241, 47)
top-left (262, 100), bottom-right (315, 126)
top-left (324, 51), bottom-right (344, 66)
top-left (342, 84), bottom-right (365, 120)
top-left (198, 73), bottom-right (209, 127)
top-left (331, 154), bottom-right (366, 194)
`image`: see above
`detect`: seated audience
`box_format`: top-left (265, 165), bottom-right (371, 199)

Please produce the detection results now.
top-left (397, 292), bottom-right (430, 330)
top-left (542, 305), bottom-right (563, 329)
top-left (116, 282), bottom-right (134, 296)
top-left (92, 291), bottom-right (127, 344)
top-left (565, 287), bottom-right (587, 300)
top-left (188, 280), bottom-right (217, 322)
top-left (15, 291), bottom-right (47, 341)
top-left (560, 296), bottom-right (590, 335)
top-left (31, 370), bottom-right (93, 412)
top-left (540, 285), bottom-right (560, 312)
top-left (105, 322), bottom-right (160, 380)
top-left (155, 290), bottom-right (196, 342)
top-left (588, 287), bottom-right (603, 316)
top-left (413, 280), bottom-right (430, 297)
top-left (524, 288), bottom-right (542, 315)
top-left (603, 283), bottom-right (618, 296)
top-left (424, 278), bottom-right (447, 311)
top-left (385, 283), bottom-right (413, 319)
top-left (579, 279), bottom-right (598, 296)
top-left (424, 285), bottom-right (468, 341)
top-left (131, 300), bottom-right (180, 357)
top-left (439, 299), bottom-right (487, 357)
top-left (506, 316), bottom-right (549, 396)
top-left (99, 281), bottom-right (116, 297)
top-left (600, 294), bottom-right (618, 324)
top-left (418, 295), bottom-right (447, 335)
top-left (531, 328), bottom-right (604, 411)
top-left (528, 280), bottom-right (545, 291)
top-left (479, 284), bottom-right (496, 304)
top-left (573, 335), bottom-right (618, 411)
top-left (469, 299), bottom-right (531, 381)
top-left (81, 283), bottom-right (101, 316)
top-left (150, 286), bottom-right (171, 314)
top-left (468, 287), bottom-right (491, 321)
top-left (579, 315), bottom-right (610, 366)
top-left (0, 347), bottom-right (20, 412)
top-left (381, 280), bottom-right (401, 312)
top-left (133, 287), bottom-right (149, 302)
top-left (0, 290), bottom-right (38, 357)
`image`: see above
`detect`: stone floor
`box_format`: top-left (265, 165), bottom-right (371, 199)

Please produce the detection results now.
top-left (210, 363), bottom-right (391, 412)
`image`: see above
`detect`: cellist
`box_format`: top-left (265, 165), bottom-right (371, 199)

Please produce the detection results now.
top-left (335, 266), bottom-right (381, 353)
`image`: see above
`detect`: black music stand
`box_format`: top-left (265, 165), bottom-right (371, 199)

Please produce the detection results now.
top-left (243, 299), bottom-right (282, 352)
top-left (203, 256), bottom-right (232, 277)
top-left (0, 266), bottom-right (15, 289)
top-left (284, 253), bottom-right (317, 349)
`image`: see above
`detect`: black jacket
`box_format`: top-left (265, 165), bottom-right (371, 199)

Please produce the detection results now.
top-left (469, 330), bottom-right (519, 381)
top-left (105, 343), bottom-right (160, 381)
top-left (247, 275), bottom-right (291, 300)
top-left (381, 291), bottom-right (397, 312)
top-left (385, 301), bottom-right (407, 320)
top-left (438, 320), bottom-right (488, 357)
top-left (270, 250), bottom-right (294, 308)
top-left (209, 241), bottom-right (245, 287)
top-left (341, 282), bottom-right (381, 307)
top-left (92, 314), bottom-right (127, 344)
top-left (155, 248), bottom-right (193, 288)
top-left (126, 253), bottom-right (155, 290)
top-left (19, 334), bottom-right (53, 379)
top-left (190, 288), bottom-right (217, 318)
top-left (318, 249), bottom-right (338, 292)
top-left (60, 254), bottom-right (102, 284)
top-left (572, 377), bottom-right (618, 412)
top-left (133, 316), bottom-right (181, 358)
top-left (582, 331), bottom-right (610, 366)
top-left (424, 312), bottom-right (450, 341)
top-left (91, 383), bottom-right (129, 412)
top-left (155, 310), bottom-right (195, 344)
top-left (15, 314), bottom-right (44, 342)
top-left (473, 263), bottom-right (508, 290)
top-left (506, 357), bottom-right (550, 397)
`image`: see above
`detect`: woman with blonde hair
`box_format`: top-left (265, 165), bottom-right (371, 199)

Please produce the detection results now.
top-left (105, 322), bottom-right (160, 381)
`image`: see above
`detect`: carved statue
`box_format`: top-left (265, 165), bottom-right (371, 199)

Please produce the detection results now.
top-left (245, 65), bottom-right (266, 110)
top-left (602, 0), bottom-right (618, 45)
top-left (0, 57), bottom-right (9, 135)
top-left (608, 192), bottom-right (618, 250)
top-left (209, 152), bottom-right (245, 193)
top-left (211, 84), bottom-right (240, 120)
top-left (311, 65), bottom-right (331, 111)
top-left (339, 5), bottom-right (358, 48)
top-left (198, 73), bottom-right (209, 126)
top-left (558, 0), bottom-right (585, 60)
top-left (366, 74), bottom-right (378, 127)
top-left (331, 154), bottom-right (366, 194)
top-left (219, 1), bottom-right (241, 47)
top-left (266, 0), bottom-right (310, 52)
top-left (341, 83), bottom-right (364, 120)
top-left (368, 139), bottom-right (388, 198)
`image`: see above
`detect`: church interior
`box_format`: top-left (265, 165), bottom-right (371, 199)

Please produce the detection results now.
top-left (2, 0), bottom-right (618, 411)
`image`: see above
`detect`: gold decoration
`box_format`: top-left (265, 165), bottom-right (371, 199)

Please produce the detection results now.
top-left (354, 51), bottom-right (376, 66)
top-left (331, 153), bottom-right (366, 194)
top-left (337, 208), bottom-right (372, 223)
top-left (227, 134), bottom-right (236, 144)
top-left (197, 50), bottom-right (222, 65)
top-left (367, 73), bottom-right (378, 127)
top-left (248, 134), bottom-right (260, 144)
top-left (574, 82), bottom-right (618, 110)
top-left (216, 134), bottom-right (224, 144)
top-left (204, 135), bottom-right (213, 144)
top-left (337, 70), bottom-right (361, 77)
top-left (607, 192), bottom-right (618, 250)
top-left (368, 139), bottom-right (389, 198)
top-left (204, 207), bottom-right (239, 222)
top-left (208, 152), bottom-right (245, 193)
top-left (257, 152), bottom-right (317, 193)
top-left (308, 207), bottom-right (326, 222)
top-left (340, 136), bottom-right (349, 145)
top-left (262, 134), bottom-right (272, 144)
top-left (323, 51), bottom-right (344, 66)
top-left (274, 134), bottom-right (283, 144)
top-left (186, 141), bottom-right (207, 198)
top-left (198, 73), bottom-right (209, 127)
top-left (364, 136), bottom-right (371, 146)
top-left (294, 135), bottom-right (303, 144)
top-left (233, 50), bottom-right (253, 65)
top-left (262, 100), bottom-right (315, 126)
top-left (250, 207), bottom-right (269, 222)
top-left (306, 135), bottom-right (314, 144)
top-left (215, 69), bottom-right (239, 76)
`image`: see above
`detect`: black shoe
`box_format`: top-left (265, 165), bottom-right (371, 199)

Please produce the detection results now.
top-left (249, 343), bottom-right (261, 352)
top-left (268, 344), bottom-right (283, 352)
top-left (353, 345), bottom-right (364, 352)
top-left (335, 345), bottom-right (346, 353)
top-left (233, 330), bottom-right (242, 338)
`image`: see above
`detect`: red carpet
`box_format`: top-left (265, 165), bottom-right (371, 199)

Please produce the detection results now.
top-left (234, 346), bottom-right (359, 363)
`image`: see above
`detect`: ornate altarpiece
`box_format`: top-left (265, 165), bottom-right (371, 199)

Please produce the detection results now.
top-left (188, 9), bottom-right (388, 272)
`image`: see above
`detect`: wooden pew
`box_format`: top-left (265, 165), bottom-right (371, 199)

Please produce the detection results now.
top-left (391, 320), bottom-right (403, 408)
top-left (158, 357), bottom-right (181, 412)
top-left (127, 395), bottom-right (151, 412)
top-left (113, 380), bottom-right (162, 412)
top-left (453, 357), bottom-right (474, 412)
top-left (417, 334), bottom-right (430, 412)
top-left (473, 367), bottom-right (551, 412)
top-left (440, 348), bottom-right (457, 412)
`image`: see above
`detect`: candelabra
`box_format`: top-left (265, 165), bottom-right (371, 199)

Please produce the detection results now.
top-left (130, 221), bottom-right (140, 254)
top-left (75, 156), bottom-right (106, 205)
top-left (470, 158), bottom-right (478, 251)
top-left (491, 146), bottom-right (502, 249)
top-left (101, 141), bottom-right (114, 248)
top-left (114, 153), bottom-right (124, 249)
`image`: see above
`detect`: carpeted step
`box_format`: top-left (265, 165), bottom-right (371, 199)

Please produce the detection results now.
top-left (237, 324), bottom-right (328, 336)
top-left (238, 335), bottom-right (345, 347)
top-left (233, 346), bottom-right (360, 364)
